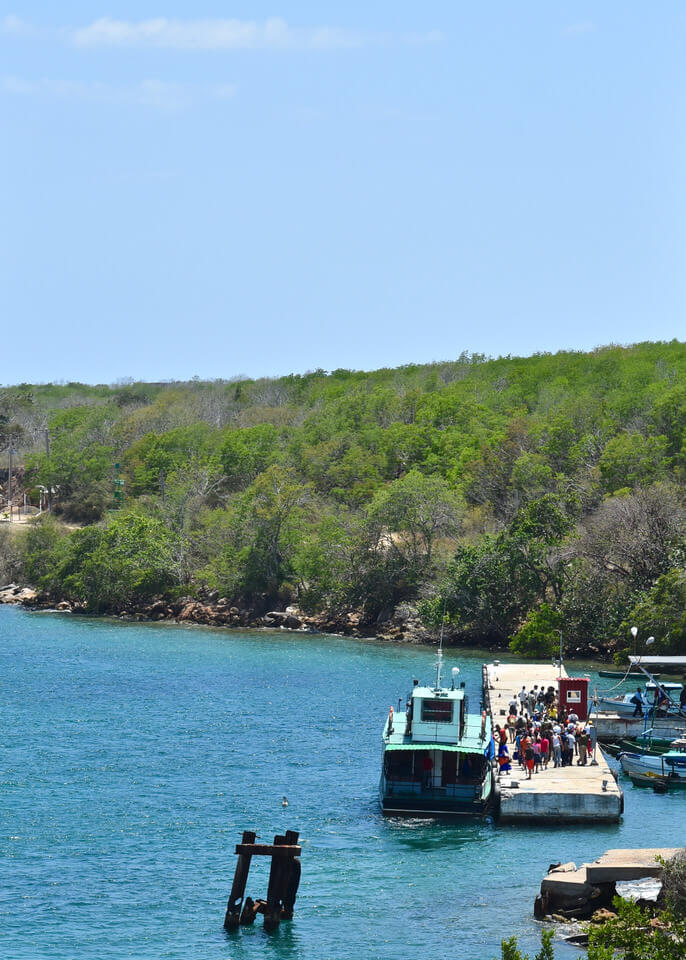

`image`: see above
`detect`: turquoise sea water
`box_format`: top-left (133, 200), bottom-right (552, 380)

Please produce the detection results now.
top-left (1, 606), bottom-right (685, 960)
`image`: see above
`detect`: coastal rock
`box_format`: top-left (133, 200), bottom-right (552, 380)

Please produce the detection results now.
top-left (178, 602), bottom-right (201, 622)
top-left (0, 584), bottom-right (37, 604)
top-left (590, 908), bottom-right (616, 924)
top-left (264, 610), bottom-right (301, 629)
top-left (56, 601), bottom-right (71, 611)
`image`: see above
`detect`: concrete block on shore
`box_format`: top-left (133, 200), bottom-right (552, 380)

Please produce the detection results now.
top-left (541, 863), bottom-right (594, 899)
top-left (586, 848), bottom-right (682, 883)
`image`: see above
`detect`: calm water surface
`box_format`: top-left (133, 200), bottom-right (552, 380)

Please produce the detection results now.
top-left (1, 606), bottom-right (684, 960)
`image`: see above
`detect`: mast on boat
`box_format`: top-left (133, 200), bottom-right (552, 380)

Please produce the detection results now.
top-left (434, 600), bottom-right (446, 691)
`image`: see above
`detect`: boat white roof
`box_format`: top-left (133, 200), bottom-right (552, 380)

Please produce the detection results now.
top-left (629, 656), bottom-right (686, 668)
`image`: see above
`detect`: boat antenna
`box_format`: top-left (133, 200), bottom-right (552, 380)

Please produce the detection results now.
top-left (435, 597), bottom-right (447, 691)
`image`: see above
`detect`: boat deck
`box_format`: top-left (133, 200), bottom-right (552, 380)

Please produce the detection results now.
top-left (486, 663), bottom-right (623, 823)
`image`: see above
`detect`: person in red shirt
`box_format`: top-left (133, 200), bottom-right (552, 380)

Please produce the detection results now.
top-left (540, 734), bottom-right (550, 770)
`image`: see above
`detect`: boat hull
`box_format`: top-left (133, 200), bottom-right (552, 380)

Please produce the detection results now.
top-left (379, 768), bottom-right (494, 819)
top-left (619, 751), bottom-right (686, 787)
top-left (598, 671), bottom-right (661, 679)
top-left (380, 800), bottom-right (492, 818)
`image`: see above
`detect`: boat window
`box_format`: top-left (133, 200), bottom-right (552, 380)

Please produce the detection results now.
top-left (385, 751), bottom-right (415, 779)
top-left (420, 699), bottom-right (453, 723)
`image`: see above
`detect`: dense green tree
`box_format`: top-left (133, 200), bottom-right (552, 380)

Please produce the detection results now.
top-left (40, 514), bottom-right (176, 611)
top-left (19, 515), bottom-right (67, 585)
top-left (621, 569), bottom-right (686, 655)
top-left (204, 465), bottom-right (310, 602)
top-left (125, 423), bottom-right (218, 496)
top-left (651, 382), bottom-right (686, 456)
top-left (219, 424), bottom-right (281, 490)
top-left (422, 536), bottom-right (540, 641)
top-left (509, 603), bottom-right (564, 658)
top-left (423, 496), bottom-right (574, 641)
top-left (0, 525), bottom-right (23, 583)
top-left (599, 433), bottom-right (669, 493)
top-left (292, 512), bottom-right (360, 612)
top-left (25, 406), bottom-right (118, 521)
top-left (367, 470), bottom-right (462, 567)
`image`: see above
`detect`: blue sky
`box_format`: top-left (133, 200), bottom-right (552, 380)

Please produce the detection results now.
top-left (1, 3), bottom-right (684, 383)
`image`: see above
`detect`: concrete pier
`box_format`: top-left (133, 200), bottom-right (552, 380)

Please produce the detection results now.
top-left (485, 662), bottom-right (623, 824)
top-left (592, 712), bottom-right (686, 743)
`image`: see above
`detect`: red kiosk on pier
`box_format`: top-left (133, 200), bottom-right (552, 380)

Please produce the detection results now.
top-left (558, 676), bottom-right (590, 721)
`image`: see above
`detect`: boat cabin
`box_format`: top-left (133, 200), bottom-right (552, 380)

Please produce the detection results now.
top-left (405, 685), bottom-right (466, 743)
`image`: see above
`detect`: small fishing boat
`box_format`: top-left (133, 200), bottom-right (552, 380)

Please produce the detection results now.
top-left (379, 650), bottom-right (495, 818)
top-left (604, 736), bottom-right (675, 758)
top-left (596, 682), bottom-right (685, 718)
top-left (598, 670), bottom-right (661, 680)
top-left (619, 739), bottom-right (686, 787)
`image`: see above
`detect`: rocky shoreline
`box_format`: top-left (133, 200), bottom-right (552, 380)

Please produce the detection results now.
top-left (0, 584), bottom-right (443, 645)
top-left (0, 583), bottom-right (613, 658)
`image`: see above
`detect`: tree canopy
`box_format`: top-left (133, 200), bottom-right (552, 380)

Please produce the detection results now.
top-left (3, 341), bottom-right (685, 653)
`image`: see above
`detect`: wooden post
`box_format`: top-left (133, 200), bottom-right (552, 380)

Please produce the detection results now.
top-left (281, 830), bottom-right (301, 920)
top-left (224, 830), bottom-right (256, 931)
top-left (263, 834), bottom-right (286, 932)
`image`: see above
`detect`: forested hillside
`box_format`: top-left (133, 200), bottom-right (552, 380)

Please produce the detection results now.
top-left (1, 341), bottom-right (685, 658)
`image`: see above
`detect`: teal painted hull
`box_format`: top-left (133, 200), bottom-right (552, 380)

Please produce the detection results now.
top-left (379, 770), bottom-right (494, 818)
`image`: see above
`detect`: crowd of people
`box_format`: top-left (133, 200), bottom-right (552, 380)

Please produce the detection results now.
top-left (495, 683), bottom-right (597, 781)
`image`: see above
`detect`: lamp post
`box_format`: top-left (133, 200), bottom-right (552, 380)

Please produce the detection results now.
top-left (555, 629), bottom-right (563, 679)
top-left (631, 625), bottom-right (638, 659)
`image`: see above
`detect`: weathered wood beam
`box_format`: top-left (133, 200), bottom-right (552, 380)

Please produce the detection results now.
top-left (235, 843), bottom-right (301, 856)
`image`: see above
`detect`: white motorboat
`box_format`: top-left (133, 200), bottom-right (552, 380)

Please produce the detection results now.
top-left (619, 739), bottom-right (686, 787)
top-left (596, 681), bottom-right (685, 718)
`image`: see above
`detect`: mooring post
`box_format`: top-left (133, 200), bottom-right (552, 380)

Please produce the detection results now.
top-left (263, 834), bottom-right (287, 932)
top-left (224, 828), bottom-right (302, 933)
top-left (281, 830), bottom-right (301, 920)
top-left (224, 830), bottom-right (257, 931)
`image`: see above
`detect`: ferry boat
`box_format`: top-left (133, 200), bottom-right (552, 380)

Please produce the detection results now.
top-left (379, 650), bottom-right (495, 817)
top-left (619, 739), bottom-right (686, 787)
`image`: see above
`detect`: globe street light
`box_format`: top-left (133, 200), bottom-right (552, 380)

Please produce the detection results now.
top-left (555, 629), bottom-right (563, 678)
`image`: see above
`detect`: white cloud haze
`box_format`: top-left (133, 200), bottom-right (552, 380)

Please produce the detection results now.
top-left (1, 14), bottom-right (31, 34)
top-left (1, 75), bottom-right (236, 110)
top-left (68, 16), bottom-right (437, 50)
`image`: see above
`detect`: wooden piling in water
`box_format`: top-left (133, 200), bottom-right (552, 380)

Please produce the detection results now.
top-left (223, 828), bottom-right (302, 933)
top-left (224, 830), bottom-right (257, 931)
